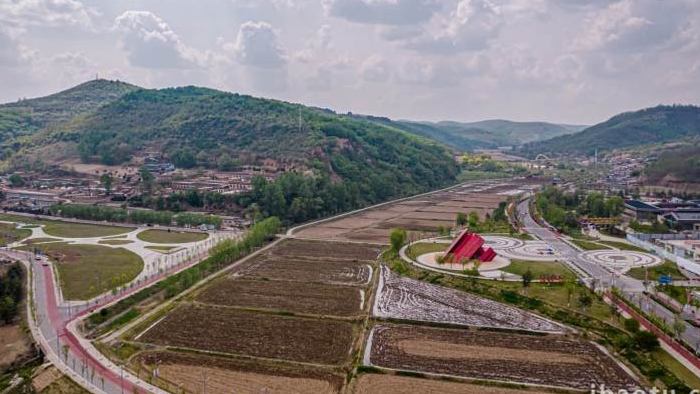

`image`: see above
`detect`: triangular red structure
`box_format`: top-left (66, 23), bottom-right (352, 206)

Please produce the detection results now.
top-left (445, 230), bottom-right (496, 263)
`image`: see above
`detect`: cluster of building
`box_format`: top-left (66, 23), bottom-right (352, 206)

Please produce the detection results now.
top-left (624, 199), bottom-right (700, 231)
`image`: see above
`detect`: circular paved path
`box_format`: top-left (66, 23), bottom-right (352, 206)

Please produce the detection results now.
top-left (579, 250), bottom-right (662, 273)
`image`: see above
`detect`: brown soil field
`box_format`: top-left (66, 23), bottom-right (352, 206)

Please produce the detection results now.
top-left (273, 239), bottom-right (382, 261)
top-left (234, 256), bottom-right (371, 286)
top-left (321, 217), bottom-right (379, 229)
top-left (197, 278), bottom-right (363, 316)
top-left (384, 204), bottom-right (426, 213)
top-left (377, 218), bottom-right (455, 231)
top-left (137, 351), bottom-right (343, 394)
top-left (353, 374), bottom-right (553, 394)
top-left (294, 226), bottom-right (351, 239)
top-left (399, 211), bottom-right (458, 221)
top-left (138, 305), bottom-right (355, 365)
top-left (0, 324), bottom-right (32, 370)
top-left (355, 211), bottom-right (400, 220)
top-left (342, 228), bottom-right (394, 244)
top-left (368, 324), bottom-right (638, 391)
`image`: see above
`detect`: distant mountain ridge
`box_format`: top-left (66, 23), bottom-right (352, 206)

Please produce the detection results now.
top-left (519, 105), bottom-right (700, 157)
top-left (351, 115), bottom-right (585, 151)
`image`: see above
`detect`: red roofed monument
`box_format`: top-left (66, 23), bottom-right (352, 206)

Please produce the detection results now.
top-left (445, 230), bottom-right (497, 263)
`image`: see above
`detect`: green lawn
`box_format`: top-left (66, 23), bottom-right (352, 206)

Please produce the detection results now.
top-left (20, 243), bottom-right (143, 300)
top-left (569, 239), bottom-right (611, 250)
top-left (0, 213), bottom-right (43, 225)
top-left (43, 222), bottom-right (134, 238)
top-left (598, 240), bottom-right (648, 252)
top-left (653, 349), bottom-right (700, 389)
top-left (98, 239), bottom-right (134, 245)
top-left (21, 237), bottom-right (61, 245)
top-left (136, 229), bottom-right (208, 244)
top-left (145, 245), bottom-right (181, 254)
top-left (627, 260), bottom-right (686, 281)
top-left (406, 242), bottom-right (447, 260)
top-left (501, 260), bottom-right (576, 280)
top-left (0, 222), bottom-right (31, 246)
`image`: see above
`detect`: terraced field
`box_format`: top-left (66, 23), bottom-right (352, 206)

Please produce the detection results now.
top-left (373, 266), bottom-right (565, 333)
top-left (366, 324), bottom-right (639, 391)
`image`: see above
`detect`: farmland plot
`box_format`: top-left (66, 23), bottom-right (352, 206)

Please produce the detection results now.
top-left (353, 374), bottom-right (552, 394)
top-left (273, 239), bottom-right (382, 261)
top-left (373, 266), bottom-right (565, 333)
top-left (367, 324), bottom-right (638, 391)
top-left (197, 278), bottom-right (363, 316)
top-left (233, 256), bottom-right (371, 286)
top-left (137, 305), bottom-right (355, 365)
top-left (137, 351), bottom-right (343, 394)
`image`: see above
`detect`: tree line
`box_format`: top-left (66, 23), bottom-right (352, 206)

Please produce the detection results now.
top-left (0, 262), bottom-right (23, 325)
top-left (48, 204), bottom-right (222, 228)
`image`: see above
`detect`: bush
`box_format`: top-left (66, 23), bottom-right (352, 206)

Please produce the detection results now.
top-left (624, 318), bottom-right (640, 333)
top-left (634, 331), bottom-right (660, 351)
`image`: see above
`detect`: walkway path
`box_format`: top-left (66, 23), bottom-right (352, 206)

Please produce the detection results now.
top-left (3, 217), bottom-right (238, 394)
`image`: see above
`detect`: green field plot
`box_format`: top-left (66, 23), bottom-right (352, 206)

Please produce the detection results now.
top-left (0, 223), bottom-right (31, 246)
top-left (22, 243), bottom-right (143, 300)
top-left (501, 260), bottom-right (576, 280)
top-left (136, 229), bottom-right (208, 244)
top-left (21, 237), bottom-right (62, 245)
top-left (406, 242), bottom-right (447, 260)
top-left (627, 260), bottom-right (686, 281)
top-left (570, 239), bottom-right (611, 250)
top-left (145, 245), bottom-right (181, 254)
top-left (43, 222), bottom-right (134, 238)
top-left (98, 239), bottom-right (134, 245)
top-left (598, 240), bottom-right (648, 252)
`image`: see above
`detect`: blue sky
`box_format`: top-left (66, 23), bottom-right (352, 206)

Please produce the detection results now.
top-left (1, 0), bottom-right (699, 124)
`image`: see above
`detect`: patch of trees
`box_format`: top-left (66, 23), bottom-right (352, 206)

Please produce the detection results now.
top-left (536, 187), bottom-right (623, 235)
top-left (48, 204), bottom-right (222, 228)
top-left (131, 190), bottom-right (236, 212)
top-left (0, 262), bottom-right (23, 324)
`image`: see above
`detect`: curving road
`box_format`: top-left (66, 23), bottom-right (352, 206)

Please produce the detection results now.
top-left (3, 228), bottom-right (236, 394)
top-left (517, 197), bottom-right (700, 350)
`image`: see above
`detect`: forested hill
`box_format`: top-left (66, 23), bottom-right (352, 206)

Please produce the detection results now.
top-left (0, 80), bottom-right (139, 141)
top-left (518, 105), bottom-right (700, 157)
top-left (3, 80), bottom-right (459, 206)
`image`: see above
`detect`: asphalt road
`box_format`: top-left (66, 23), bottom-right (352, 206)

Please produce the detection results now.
top-left (516, 198), bottom-right (700, 349)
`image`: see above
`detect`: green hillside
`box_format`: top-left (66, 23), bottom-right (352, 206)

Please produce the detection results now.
top-left (2, 81), bottom-right (459, 211)
top-left (519, 105), bottom-right (700, 157)
top-left (0, 80), bottom-right (139, 135)
top-left (644, 144), bottom-right (700, 185)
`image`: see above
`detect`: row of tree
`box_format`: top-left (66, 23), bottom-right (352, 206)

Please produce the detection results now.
top-left (536, 187), bottom-right (624, 234)
top-left (0, 262), bottom-right (23, 324)
top-left (48, 204), bottom-right (222, 228)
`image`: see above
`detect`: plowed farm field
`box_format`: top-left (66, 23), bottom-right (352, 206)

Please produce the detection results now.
top-left (293, 179), bottom-right (519, 243)
top-left (366, 324), bottom-right (638, 391)
top-left (136, 351), bottom-right (344, 394)
top-left (353, 374), bottom-right (552, 394)
top-left (196, 278), bottom-right (364, 316)
top-left (137, 305), bottom-right (355, 365)
top-left (233, 256), bottom-right (372, 286)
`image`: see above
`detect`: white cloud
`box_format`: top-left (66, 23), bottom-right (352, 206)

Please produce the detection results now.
top-left (406, 0), bottom-right (503, 53)
top-left (323, 0), bottom-right (440, 25)
top-left (361, 55), bottom-right (391, 82)
top-left (228, 21), bottom-right (286, 68)
top-left (0, 0), bottom-right (96, 31)
top-left (575, 0), bottom-right (694, 53)
top-left (0, 28), bottom-right (34, 67)
top-left (114, 11), bottom-right (202, 69)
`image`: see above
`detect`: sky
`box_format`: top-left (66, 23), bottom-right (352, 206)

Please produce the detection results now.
top-left (1, 0), bottom-right (699, 125)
